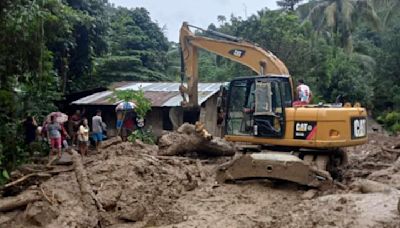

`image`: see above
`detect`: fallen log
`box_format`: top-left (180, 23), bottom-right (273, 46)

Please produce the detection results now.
top-left (101, 136), bottom-right (122, 149)
top-left (3, 166), bottom-right (74, 190)
top-left (0, 190), bottom-right (42, 212)
top-left (353, 179), bottom-right (395, 194)
top-left (381, 146), bottom-right (400, 154)
top-left (4, 173), bottom-right (51, 189)
top-left (158, 123), bottom-right (236, 156)
top-left (70, 149), bottom-right (104, 213)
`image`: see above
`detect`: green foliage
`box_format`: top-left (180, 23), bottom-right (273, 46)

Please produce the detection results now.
top-left (0, 0), bottom-right (169, 177)
top-left (113, 89), bottom-right (152, 119)
top-left (377, 112), bottom-right (400, 133)
top-left (94, 7), bottom-right (170, 86)
top-left (113, 89), bottom-right (154, 144)
top-left (127, 129), bottom-right (156, 145)
top-left (299, 0), bottom-right (381, 53)
top-left (0, 0), bottom-right (62, 177)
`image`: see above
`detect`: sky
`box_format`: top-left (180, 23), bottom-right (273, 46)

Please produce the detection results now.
top-left (109, 0), bottom-right (278, 41)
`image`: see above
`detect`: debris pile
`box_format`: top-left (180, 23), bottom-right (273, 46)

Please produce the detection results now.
top-left (0, 129), bottom-right (399, 228)
top-left (0, 138), bottom-right (208, 227)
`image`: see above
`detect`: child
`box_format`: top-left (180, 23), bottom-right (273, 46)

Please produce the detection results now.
top-left (78, 118), bottom-right (90, 156)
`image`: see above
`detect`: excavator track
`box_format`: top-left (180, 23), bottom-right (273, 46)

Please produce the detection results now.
top-left (216, 148), bottom-right (347, 188)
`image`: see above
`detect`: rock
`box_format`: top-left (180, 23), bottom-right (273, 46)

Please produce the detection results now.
top-left (119, 205), bottom-right (146, 222)
top-left (334, 206), bottom-right (343, 212)
top-left (338, 197), bottom-right (347, 204)
top-left (301, 189), bottom-right (318, 200)
top-left (56, 152), bottom-right (73, 165)
top-left (25, 201), bottom-right (58, 226)
top-left (355, 179), bottom-right (394, 194)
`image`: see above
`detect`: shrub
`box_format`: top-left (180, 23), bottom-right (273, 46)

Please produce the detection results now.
top-left (378, 111), bottom-right (400, 134)
top-left (127, 128), bottom-right (156, 145)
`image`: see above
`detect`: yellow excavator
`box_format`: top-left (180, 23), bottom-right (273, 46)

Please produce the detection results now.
top-left (179, 22), bottom-right (367, 187)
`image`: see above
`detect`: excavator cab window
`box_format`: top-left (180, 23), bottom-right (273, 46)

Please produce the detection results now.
top-left (225, 79), bottom-right (254, 135)
top-left (226, 77), bottom-right (288, 137)
top-left (253, 79), bottom-right (284, 137)
top-left (281, 81), bottom-right (293, 107)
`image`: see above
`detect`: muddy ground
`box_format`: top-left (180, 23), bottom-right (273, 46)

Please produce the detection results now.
top-left (0, 131), bottom-right (399, 228)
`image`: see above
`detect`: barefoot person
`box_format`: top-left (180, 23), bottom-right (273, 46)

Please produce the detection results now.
top-left (78, 118), bottom-right (90, 156)
top-left (47, 115), bottom-right (62, 159)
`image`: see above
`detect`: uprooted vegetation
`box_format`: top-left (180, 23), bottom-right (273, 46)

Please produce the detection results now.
top-left (0, 126), bottom-right (399, 227)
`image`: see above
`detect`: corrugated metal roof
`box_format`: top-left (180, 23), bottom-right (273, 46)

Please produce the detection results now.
top-left (71, 82), bottom-right (226, 107)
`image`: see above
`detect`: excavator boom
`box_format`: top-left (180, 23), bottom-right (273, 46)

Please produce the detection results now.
top-left (179, 22), bottom-right (289, 107)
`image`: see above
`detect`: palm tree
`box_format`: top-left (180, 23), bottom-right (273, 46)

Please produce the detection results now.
top-left (217, 15), bottom-right (227, 25)
top-left (304, 0), bottom-right (380, 53)
top-left (371, 0), bottom-right (400, 29)
top-left (277, 0), bottom-right (304, 11)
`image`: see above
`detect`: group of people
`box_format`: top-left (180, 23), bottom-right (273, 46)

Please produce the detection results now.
top-left (23, 109), bottom-right (106, 161)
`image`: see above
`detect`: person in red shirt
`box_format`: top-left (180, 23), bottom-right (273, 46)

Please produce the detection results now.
top-left (69, 109), bottom-right (85, 145)
top-left (121, 112), bottom-right (136, 141)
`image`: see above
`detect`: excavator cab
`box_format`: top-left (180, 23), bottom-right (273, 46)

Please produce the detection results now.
top-left (226, 76), bottom-right (291, 138)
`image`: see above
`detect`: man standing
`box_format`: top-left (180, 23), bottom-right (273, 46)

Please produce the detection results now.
top-left (23, 116), bottom-right (38, 145)
top-left (92, 110), bottom-right (104, 151)
top-left (296, 79), bottom-right (312, 104)
top-left (69, 109), bottom-right (83, 146)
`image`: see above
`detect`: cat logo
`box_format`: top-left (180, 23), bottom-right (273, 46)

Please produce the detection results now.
top-left (296, 123), bottom-right (313, 132)
top-left (351, 117), bottom-right (367, 139)
top-left (229, 49), bottom-right (246, 58)
top-left (294, 121), bottom-right (316, 140)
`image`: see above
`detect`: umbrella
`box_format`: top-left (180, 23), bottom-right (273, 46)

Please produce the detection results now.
top-left (115, 101), bottom-right (136, 111)
top-left (45, 112), bottom-right (69, 124)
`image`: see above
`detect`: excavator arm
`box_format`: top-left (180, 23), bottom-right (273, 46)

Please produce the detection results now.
top-left (179, 22), bottom-right (290, 108)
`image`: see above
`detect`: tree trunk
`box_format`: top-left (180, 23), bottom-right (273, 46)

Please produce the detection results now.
top-left (71, 149), bottom-right (104, 213)
top-left (0, 190), bottom-right (42, 212)
top-left (158, 123), bottom-right (236, 156)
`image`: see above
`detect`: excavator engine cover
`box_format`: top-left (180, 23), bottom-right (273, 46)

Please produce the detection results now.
top-left (216, 152), bottom-right (333, 188)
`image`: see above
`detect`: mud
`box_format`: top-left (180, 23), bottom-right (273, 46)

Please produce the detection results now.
top-left (0, 132), bottom-right (399, 228)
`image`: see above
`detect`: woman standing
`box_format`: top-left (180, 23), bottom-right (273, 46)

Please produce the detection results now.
top-left (47, 115), bottom-right (62, 159)
top-left (78, 118), bottom-right (90, 156)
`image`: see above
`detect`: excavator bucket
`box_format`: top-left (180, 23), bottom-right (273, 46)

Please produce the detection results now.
top-left (216, 152), bottom-right (333, 188)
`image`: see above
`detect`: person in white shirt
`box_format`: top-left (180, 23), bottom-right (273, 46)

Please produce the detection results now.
top-left (296, 79), bottom-right (312, 104)
top-left (78, 118), bottom-right (90, 156)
